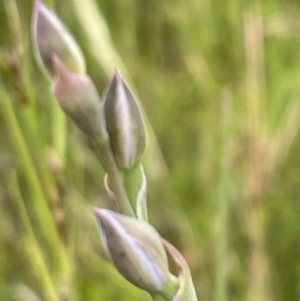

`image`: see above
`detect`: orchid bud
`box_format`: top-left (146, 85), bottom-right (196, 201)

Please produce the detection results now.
top-left (52, 55), bottom-right (107, 142)
top-left (32, 0), bottom-right (85, 77)
top-left (103, 71), bottom-right (146, 170)
top-left (93, 208), bottom-right (169, 292)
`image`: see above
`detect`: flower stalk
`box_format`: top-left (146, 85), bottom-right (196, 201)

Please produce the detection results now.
top-left (31, 2), bottom-right (198, 300)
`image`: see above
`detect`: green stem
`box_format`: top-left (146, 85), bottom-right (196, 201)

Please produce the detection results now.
top-left (214, 92), bottom-right (231, 301)
top-left (0, 204), bottom-right (8, 299)
top-left (123, 164), bottom-right (142, 210)
top-left (151, 273), bottom-right (179, 301)
top-left (92, 137), bottom-right (134, 217)
top-left (1, 87), bottom-right (70, 278)
top-left (51, 98), bottom-right (67, 165)
top-left (7, 172), bottom-right (59, 301)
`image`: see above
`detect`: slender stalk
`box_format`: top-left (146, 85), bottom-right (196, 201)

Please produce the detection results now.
top-left (5, 0), bottom-right (67, 166)
top-left (4, 0), bottom-right (37, 130)
top-left (7, 172), bottom-right (59, 301)
top-left (70, 0), bottom-right (127, 77)
top-left (214, 89), bottom-right (231, 301)
top-left (51, 98), bottom-right (67, 165)
top-left (123, 165), bottom-right (142, 210)
top-left (297, 232), bottom-right (300, 301)
top-left (3, 0), bottom-right (23, 51)
top-left (244, 9), bottom-right (270, 301)
top-left (0, 203), bottom-right (8, 300)
top-left (1, 87), bottom-right (70, 277)
top-left (91, 137), bottom-right (134, 217)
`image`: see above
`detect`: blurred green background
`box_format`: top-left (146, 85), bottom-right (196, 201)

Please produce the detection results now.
top-left (1, 0), bottom-right (300, 300)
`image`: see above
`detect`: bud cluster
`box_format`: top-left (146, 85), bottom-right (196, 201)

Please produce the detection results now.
top-left (32, 2), bottom-right (198, 300)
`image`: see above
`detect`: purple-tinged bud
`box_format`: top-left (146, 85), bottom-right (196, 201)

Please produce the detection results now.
top-left (103, 71), bottom-right (146, 170)
top-left (52, 55), bottom-right (107, 141)
top-left (93, 208), bottom-right (169, 292)
top-left (32, 0), bottom-right (85, 77)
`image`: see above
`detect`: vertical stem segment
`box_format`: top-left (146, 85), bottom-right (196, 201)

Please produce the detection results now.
top-left (7, 172), bottom-right (60, 301)
top-left (91, 137), bottom-right (135, 217)
top-left (1, 87), bottom-right (70, 277)
top-left (214, 90), bottom-right (231, 301)
top-left (51, 98), bottom-right (67, 165)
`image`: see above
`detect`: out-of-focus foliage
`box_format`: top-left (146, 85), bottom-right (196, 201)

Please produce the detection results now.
top-left (1, 0), bottom-right (300, 300)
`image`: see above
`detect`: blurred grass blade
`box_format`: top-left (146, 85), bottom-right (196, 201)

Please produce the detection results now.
top-left (7, 171), bottom-right (59, 301)
top-left (0, 86), bottom-right (70, 277)
top-left (214, 89), bottom-right (232, 301)
top-left (270, 100), bottom-right (300, 169)
top-left (4, 0), bottom-right (67, 164)
top-left (70, 0), bottom-right (126, 77)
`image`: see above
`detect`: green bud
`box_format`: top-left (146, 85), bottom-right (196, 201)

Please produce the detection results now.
top-left (93, 208), bottom-right (169, 292)
top-left (52, 55), bottom-right (107, 142)
top-left (103, 71), bottom-right (146, 170)
top-left (32, 0), bottom-right (85, 77)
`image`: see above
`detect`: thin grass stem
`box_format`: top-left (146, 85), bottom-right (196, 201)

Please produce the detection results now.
top-left (7, 172), bottom-right (59, 301)
top-left (1, 86), bottom-right (70, 277)
top-left (214, 89), bottom-right (231, 301)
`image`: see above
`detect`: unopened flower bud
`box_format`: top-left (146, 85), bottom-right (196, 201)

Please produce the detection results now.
top-left (103, 71), bottom-right (146, 170)
top-left (93, 208), bottom-right (169, 292)
top-left (32, 0), bottom-right (85, 77)
top-left (52, 55), bottom-right (107, 142)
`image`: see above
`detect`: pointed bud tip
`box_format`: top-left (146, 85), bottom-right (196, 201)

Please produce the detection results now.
top-left (93, 208), bottom-right (111, 225)
top-left (93, 207), bottom-right (103, 218)
top-left (51, 54), bottom-right (72, 98)
top-left (34, 0), bottom-right (48, 17)
top-left (33, 0), bottom-right (42, 22)
top-left (32, 0), bottom-right (86, 76)
top-left (52, 54), bottom-right (68, 78)
top-left (92, 206), bottom-right (98, 215)
top-left (110, 69), bottom-right (122, 86)
top-left (112, 68), bottom-right (121, 78)
top-left (34, 0), bottom-right (42, 9)
top-left (93, 207), bottom-right (102, 223)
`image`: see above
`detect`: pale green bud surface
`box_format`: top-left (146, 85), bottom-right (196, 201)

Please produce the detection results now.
top-left (94, 208), bottom-right (169, 292)
top-left (32, 0), bottom-right (85, 77)
top-left (103, 71), bottom-right (146, 170)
